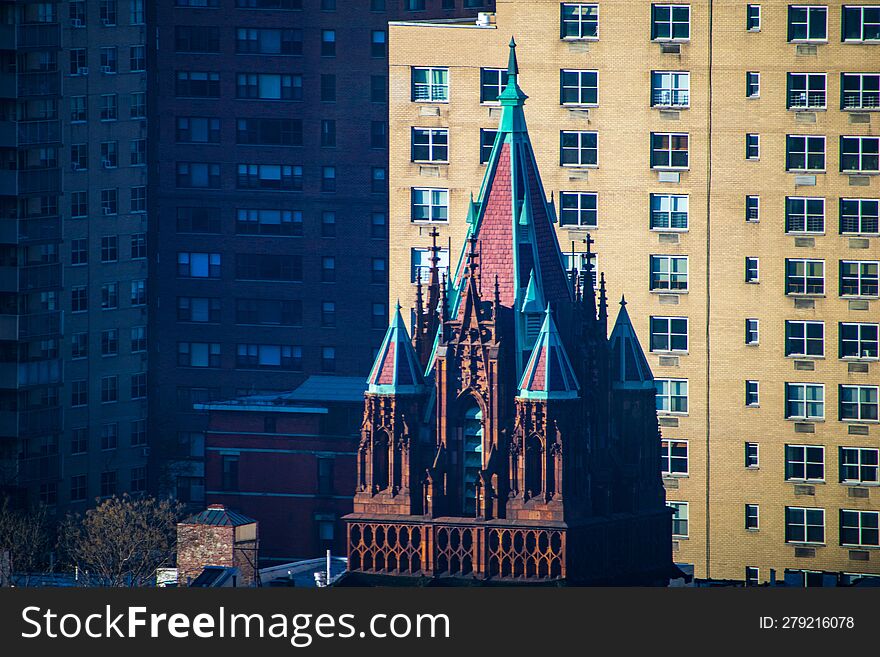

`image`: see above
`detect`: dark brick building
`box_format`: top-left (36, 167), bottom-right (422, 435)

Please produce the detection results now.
top-left (147, 0), bottom-right (495, 504)
top-left (197, 375), bottom-right (364, 564)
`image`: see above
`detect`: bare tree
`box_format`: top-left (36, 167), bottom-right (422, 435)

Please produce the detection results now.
top-left (59, 494), bottom-right (183, 587)
top-left (0, 498), bottom-right (52, 586)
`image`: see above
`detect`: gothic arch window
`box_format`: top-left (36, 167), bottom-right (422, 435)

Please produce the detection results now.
top-left (373, 430), bottom-right (389, 492)
top-left (461, 403), bottom-right (483, 517)
top-left (525, 433), bottom-right (543, 499)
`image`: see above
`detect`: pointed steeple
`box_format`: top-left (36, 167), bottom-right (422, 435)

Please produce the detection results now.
top-left (367, 303), bottom-right (426, 395)
top-left (608, 296), bottom-right (654, 390)
top-left (520, 269), bottom-right (545, 314)
top-left (498, 37), bottom-right (528, 133)
top-left (518, 306), bottom-right (580, 400)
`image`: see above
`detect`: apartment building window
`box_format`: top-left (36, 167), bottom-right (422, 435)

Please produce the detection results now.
top-left (177, 162), bottom-right (220, 188)
top-left (786, 135), bottom-right (825, 171)
top-left (236, 344), bottom-right (299, 370)
top-left (786, 445), bottom-right (825, 481)
top-left (237, 73), bottom-right (301, 100)
top-left (321, 167), bottom-right (336, 192)
top-left (785, 197), bottom-right (825, 233)
top-left (131, 326), bottom-right (147, 353)
top-left (70, 48), bottom-right (86, 75)
top-left (100, 141), bottom-right (118, 169)
top-left (100, 471), bottom-right (118, 498)
top-left (131, 467), bottom-right (147, 494)
top-left (178, 342), bottom-right (221, 368)
top-left (129, 92), bottom-right (146, 119)
top-left (840, 385), bottom-right (879, 421)
top-left (371, 30), bottom-right (386, 57)
top-left (841, 510), bottom-right (879, 547)
top-left (321, 301), bottom-right (336, 327)
top-left (131, 233), bottom-right (146, 259)
top-left (130, 139), bottom-right (146, 166)
top-left (840, 198), bottom-right (879, 235)
top-left (746, 72), bottom-right (760, 98)
top-left (71, 191), bottom-right (88, 218)
top-left (100, 0), bottom-right (117, 25)
top-left (71, 333), bottom-right (88, 359)
top-left (101, 423), bottom-right (118, 451)
top-left (412, 128), bottom-right (449, 162)
top-left (236, 254), bottom-right (302, 281)
top-left (841, 73), bottom-right (880, 110)
top-left (70, 2), bottom-right (85, 26)
top-left (746, 134), bottom-right (760, 160)
top-left (131, 419), bottom-right (147, 446)
top-left (236, 209), bottom-right (302, 236)
top-left (317, 458), bottom-right (335, 495)
top-left (101, 283), bottom-right (118, 310)
top-left (372, 168), bottom-right (387, 193)
top-left (745, 257), bottom-right (759, 283)
top-left (746, 442), bottom-right (759, 468)
top-left (321, 347), bottom-right (336, 372)
top-left (652, 4), bottom-right (690, 40)
top-left (177, 207), bottom-right (221, 234)
top-left (177, 117), bottom-right (221, 144)
top-left (649, 194), bottom-right (688, 230)
top-left (131, 280), bottom-right (146, 306)
top-left (746, 381), bottom-right (760, 406)
top-left (745, 505), bottom-right (760, 530)
top-left (745, 319), bottom-right (759, 345)
top-left (321, 257), bottom-right (336, 282)
top-left (785, 320), bottom-right (824, 357)
top-left (101, 375), bottom-right (118, 403)
top-left (650, 255), bottom-right (688, 291)
top-left (557, 192), bottom-right (597, 228)
top-left (785, 383), bottom-right (825, 420)
top-left (130, 0), bottom-right (145, 24)
top-left (221, 456), bottom-right (239, 492)
top-left (746, 196), bottom-right (760, 222)
top-left (130, 46), bottom-right (146, 72)
top-left (412, 67), bottom-right (449, 102)
top-left (372, 303), bottom-right (387, 329)
top-left (70, 96), bottom-right (87, 123)
top-left (70, 475), bottom-right (87, 502)
top-left (561, 4), bottom-right (599, 40)
top-left (238, 117), bottom-right (303, 147)
top-left (840, 447), bottom-right (879, 484)
top-left (235, 299), bottom-right (301, 327)
top-left (235, 28), bottom-right (302, 55)
top-left (651, 133), bottom-right (688, 169)
top-left (650, 316), bottom-right (688, 352)
top-left (841, 136), bottom-right (880, 173)
top-left (652, 71), bottom-right (689, 107)
top-left (785, 258), bottom-right (824, 295)
top-left (786, 507), bottom-right (825, 544)
top-left (840, 322), bottom-right (879, 359)
top-left (411, 247), bottom-right (450, 282)
top-left (561, 70), bottom-right (598, 106)
top-left (840, 260), bottom-right (879, 297)
top-left (371, 75), bottom-right (386, 103)
top-left (71, 380), bottom-right (88, 407)
top-left (788, 73), bottom-right (826, 109)
top-left (178, 252), bottom-right (221, 278)
top-left (71, 287), bottom-right (88, 313)
top-left (321, 29), bottom-right (336, 56)
top-left (372, 258), bottom-right (387, 284)
top-left (371, 121), bottom-right (388, 149)
top-left (747, 4), bottom-right (761, 30)
top-left (100, 94), bottom-right (118, 121)
top-left (101, 235), bottom-right (118, 263)
top-left (101, 329), bottom-right (118, 357)
top-left (843, 5), bottom-right (880, 41)
top-left (130, 186), bottom-right (146, 213)
top-left (480, 129), bottom-right (497, 164)
top-left (100, 47), bottom-right (117, 74)
top-left (71, 144), bottom-right (88, 171)
top-left (668, 501), bottom-right (688, 537)
top-left (179, 297), bottom-right (221, 323)
top-left (655, 378), bottom-right (688, 414)
top-left (480, 68), bottom-right (509, 103)
top-left (176, 71), bottom-right (221, 98)
top-left (561, 131), bottom-right (598, 166)
top-left (661, 439), bottom-right (688, 475)
top-left (412, 188), bottom-right (449, 223)
top-left (321, 0), bottom-right (336, 8)
top-left (237, 164), bottom-right (302, 191)
top-left (788, 5), bottom-right (827, 41)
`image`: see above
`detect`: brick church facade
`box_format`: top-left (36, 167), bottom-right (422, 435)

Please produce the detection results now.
top-left (343, 41), bottom-right (673, 585)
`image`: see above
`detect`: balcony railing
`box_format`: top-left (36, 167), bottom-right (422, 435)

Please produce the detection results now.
top-left (19, 262), bottom-right (61, 291)
top-left (16, 23), bottom-right (61, 49)
top-left (843, 92), bottom-right (880, 110)
top-left (17, 71), bottom-right (60, 97)
top-left (18, 215), bottom-right (61, 243)
top-left (18, 119), bottom-right (61, 145)
top-left (17, 167), bottom-right (60, 194)
top-left (19, 311), bottom-right (61, 339)
top-left (789, 91), bottom-right (826, 109)
top-left (653, 90), bottom-right (689, 107)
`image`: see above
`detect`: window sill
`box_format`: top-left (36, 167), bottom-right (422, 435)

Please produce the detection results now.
top-left (561, 164), bottom-right (599, 169)
top-left (412, 161), bottom-right (449, 165)
top-left (746, 404), bottom-right (761, 409)
top-left (746, 528), bottom-right (760, 532)
top-left (561, 225), bottom-right (598, 231)
top-left (663, 474), bottom-right (689, 479)
top-left (652, 351), bottom-right (689, 356)
top-left (785, 418), bottom-right (825, 423)
top-left (842, 482), bottom-right (880, 487)
top-left (650, 290), bottom-right (689, 295)
top-left (412, 100), bottom-right (449, 105)
top-left (653, 39), bottom-right (690, 44)
top-left (650, 228), bottom-right (689, 233)
top-left (789, 39), bottom-right (828, 44)
top-left (787, 170), bottom-right (825, 175)
top-left (562, 104), bottom-right (599, 109)
top-left (786, 294), bottom-right (826, 299)
top-left (786, 542), bottom-right (826, 548)
top-left (672, 535), bottom-right (689, 541)
top-left (841, 233), bottom-right (879, 238)
top-left (786, 355), bottom-right (825, 360)
top-left (561, 37), bottom-right (599, 42)
top-left (786, 232), bottom-right (825, 236)
top-left (658, 413), bottom-right (689, 418)
top-left (841, 296), bottom-right (879, 301)
top-left (652, 167), bottom-right (690, 172)
top-left (786, 479), bottom-right (826, 485)
top-left (840, 419), bottom-right (880, 425)
top-left (652, 105), bottom-right (690, 110)
top-left (789, 107), bottom-right (827, 112)
top-left (746, 466), bottom-right (760, 471)
top-left (844, 108), bottom-right (880, 112)
top-left (840, 358), bottom-right (879, 363)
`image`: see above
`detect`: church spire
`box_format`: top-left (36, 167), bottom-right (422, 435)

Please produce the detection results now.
top-left (367, 302), bottom-right (426, 395)
top-left (498, 37), bottom-right (528, 133)
top-left (608, 296), bottom-right (654, 390)
top-left (518, 306), bottom-right (580, 400)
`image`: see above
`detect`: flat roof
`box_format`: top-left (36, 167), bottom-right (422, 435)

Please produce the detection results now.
top-left (192, 375), bottom-right (367, 413)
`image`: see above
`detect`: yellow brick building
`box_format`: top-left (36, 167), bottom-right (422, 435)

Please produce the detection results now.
top-left (386, 0), bottom-right (880, 583)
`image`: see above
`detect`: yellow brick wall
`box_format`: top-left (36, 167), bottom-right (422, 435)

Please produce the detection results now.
top-left (388, 0), bottom-right (879, 582)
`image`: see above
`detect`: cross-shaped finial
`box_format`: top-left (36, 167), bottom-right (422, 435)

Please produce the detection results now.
top-left (582, 233), bottom-right (594, 256)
